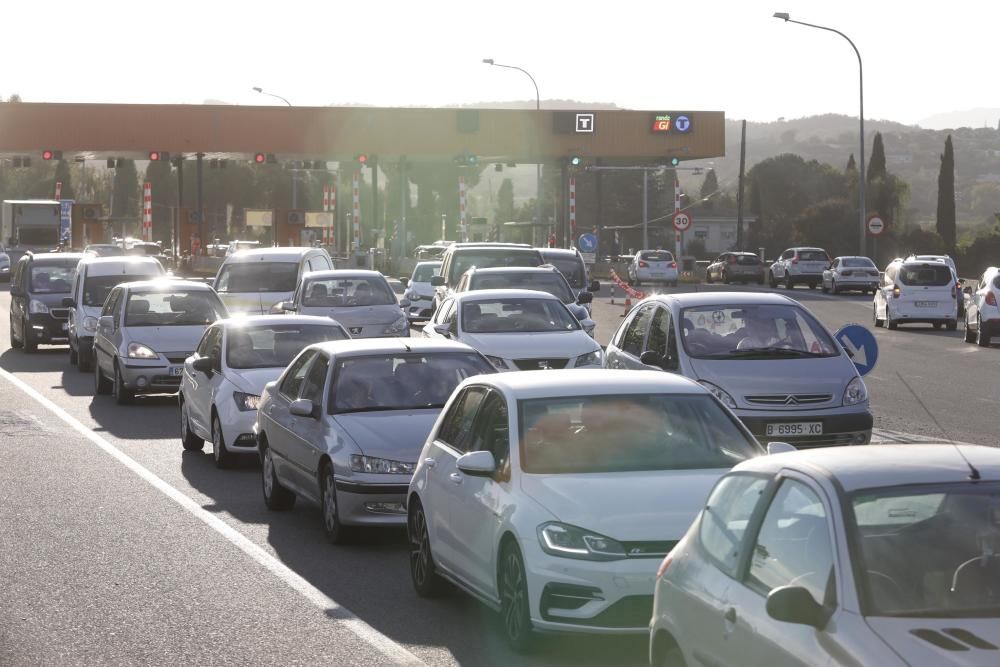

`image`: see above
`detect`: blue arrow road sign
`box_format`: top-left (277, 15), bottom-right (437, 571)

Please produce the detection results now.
top-left (578, 233), bottom-right (598, 253)
top-left (835, 323), bottom-right (878, 376)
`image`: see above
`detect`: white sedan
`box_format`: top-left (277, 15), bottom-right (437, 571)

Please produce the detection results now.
top-left (421, 289), bottom-right (602, 371)
top-left (407, 369), bottom-right (765, 650)
top-left (627, 250), bottom-right (679, 287)
top-left (179, 315), bottom-right (349, 468)
top-left (651, 444), bottom-right (1000, 667)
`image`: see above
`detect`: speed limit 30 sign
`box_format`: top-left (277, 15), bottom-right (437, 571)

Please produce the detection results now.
top-left (673, 211), bottom-right (692, 232)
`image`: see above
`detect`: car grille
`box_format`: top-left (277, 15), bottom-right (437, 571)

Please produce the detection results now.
top-left (621, 540), bottom-right (677, 559)
top-left (769, 433), bottom-right (857, 448)
top-left (542, 595), bottom-right (653, 628)
top-left (165, 354), bottom-right (190, 364)
top-left (512, 358), bottom-right (569, 370)
top-left (744, 394), bottom-right (833, 406)
top-left (151, 376), bottom-right (182, 386)
top-left (50, 308), bottom-right (70, 320)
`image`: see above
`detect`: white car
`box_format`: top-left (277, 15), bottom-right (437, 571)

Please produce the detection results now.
top-left (768, 247), bottom-right (830, 289)
top-left (407, 369), bottom-right (765, 649)
top-left (213, 246), bottom-right (333, 316)
top-left (401, 261), bottom-right (441, 321)
top-left (963, 266), bottom-right (1000, 346)
top-left (179, 315), bottom-right (350, 467)
top-left (821, 256), bottom-right (879, 295)
top-left (627, 250), bottom-right (678, 287)
top-left (422, 289), bottom-right (602, 371)
top-left (874, 257), bottom-right (959, 330)
top-left (651, 444), bottom-right (1000, 667)
top-left (279, 270), bottom-right (410, 338)
top-left (908, 254), bottom-right (965, 316)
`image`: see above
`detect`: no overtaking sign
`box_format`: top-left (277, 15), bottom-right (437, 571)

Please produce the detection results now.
top-left (867, 214), bottom-right (885, 237)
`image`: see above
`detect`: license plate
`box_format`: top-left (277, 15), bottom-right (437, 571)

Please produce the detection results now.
top-left (766, 422), bottom-right (823, 437)
top-left (915, 301), bottom-right (937, 308)
top-left (652, 272), bottom-right (666, 277)
top-left (169, 366), bottom-right (183, 377)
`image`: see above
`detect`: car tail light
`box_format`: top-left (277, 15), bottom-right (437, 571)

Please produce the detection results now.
top-left (892, 285), bottom-right (901, 299)
top-left (988, 292), bottom-right (998, 307)
top-left (952, 284), bottom-right (957, 299)
top-left (638, 260), bottom-right (649, 268)
top-left (656, 553), bottom-right (674, 579)
top-left (670, 262), bottom-right (677, 269)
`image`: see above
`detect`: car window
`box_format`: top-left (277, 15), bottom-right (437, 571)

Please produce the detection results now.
top-left (216, 262), bottom-right (299, 293)
top-left (102, 287), bottom-right (122, 317)
top-left (699, 475), bottom-right (770, 577)
top-left (898, 264), bottom-right (952, 286)
top-left (679, 303), bottom-right (838, 359)
top-left (746, 479), bottom-right (834, 605)
top-left (461, 298), bottom-right (579, 333)
top-left (412, 264), bottom-right (439, 283)
top-left (303, 276), bottom-right (395, 307)
top-left (469, 392), bottom-right (511, 480)
top-left (735, 255), bottom-right (761, 266)
top-left (437, 386), bottom-right (488, 452)
top-left (227, 323), bottom-right (348, 369)
top-left (298, 354), bottom-right (329, 403)
top-left (124, 290), bottom-right (226, 327)
top-left (30, 263), bottom-right (76, 294)
top-left (621, 303), bottom-right (655, 356)
top-left (279, 350), bottom-right (316, 400)
top-left (435, 299), bottom-right (454, 325)
top-left (797, 250), bottom-right (828, 262)
top-left (646, 306), bottom-right (672, 357)
top-left (195, 327), bottom-right (214, 357)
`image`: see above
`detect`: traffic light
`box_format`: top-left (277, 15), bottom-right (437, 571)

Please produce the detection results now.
top-left (454, 154), bottom-right (477, 166)
top-left (253, 153), bottom-right (276, 164)
top-left (42, 150), bottom-right (62, 161)
top-left (355, 153), bottom-right (368, 166)
top-left (568, 156), bottom-right (582, 167)
top-left (148, 151), bottom-right (170, 162)
top-left (670, 157), bottom-right (680, 167)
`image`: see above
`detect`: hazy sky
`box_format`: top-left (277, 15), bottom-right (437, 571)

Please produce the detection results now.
top-left (8, 0), bottom-right (996, 128)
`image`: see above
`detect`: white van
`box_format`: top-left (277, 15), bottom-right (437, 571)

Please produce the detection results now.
top-left (213, 247), bottom-right (332, 316)
top-left (874, 257), bottom-right (959, 330)
top-left (66, 256), bottom-right (165, 371)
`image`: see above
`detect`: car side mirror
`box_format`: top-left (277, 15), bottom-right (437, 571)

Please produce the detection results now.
top-left (576, 291), bottom-right (593, 305)
top-left (398, 277), bottom-right (409, 288)
top-left (399, 299), bottom-right (411, 308)
top-left (766, 585), bottom-right (828, 629)
top-left (62, 297), bottom-right (75, 308)
top-left (456, 450), bottom-right (496, 477)
top-left (431, 275), bottom-right (445, 287)
top-left (433, 323), bottom-right (452, 337)
top-left (640, 349), bottom-right (676, 370)
top-left (766, 442), bottom-right (797, 455)
top-left (192, 357), bottom-right (214, 374)
top-left (589, 279), bottom-right (601, 293)
top-left (98, 315), bottom-right (114, 334)
top-left (289, 398), bottom-right (318, 419)
top-left (280, 301), bottom-right (297, 312)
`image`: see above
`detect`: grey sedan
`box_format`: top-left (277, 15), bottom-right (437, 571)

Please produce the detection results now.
top-left (255, 338), bottom-right (495, 543)
top-left (279, 270), bottom-right (410, 338)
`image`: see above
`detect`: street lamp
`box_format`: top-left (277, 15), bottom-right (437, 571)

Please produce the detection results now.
top-left (482, 59), bottom-right (544, 240)
top-left (251, 86), bottom-right (292, 107)
top-left (773, 12), bottom-right (866, 256)
top-left (252, 86), bottom-right (298, 209)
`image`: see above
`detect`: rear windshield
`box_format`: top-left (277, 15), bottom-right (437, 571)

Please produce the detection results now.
top-left (469, 272), bottom-right (574, 303)
top-left (542, 255), bottom-right (586, 288)
top-left (797, 250), bottom-right (829, 262)
top-left (84, 274), bottom-right (159, 307)
top-left (216, 262), bottom-right (299, 293)
top-left (448, 249), bottom-right (541, 284)
top-left (639, 251), bottom-right (674, 262)
top-left (302, 277), bottom-right (396, 307)
top-left (29, 263), bottom-right (76, 294)
top-left (842, 258), bottom-right (876, 268)
top-left (734, 255), bottom-right (761, 266)
top-left (898, 264), bottom-right (952, 287)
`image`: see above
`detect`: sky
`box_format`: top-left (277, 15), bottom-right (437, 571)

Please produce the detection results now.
top-left (6, 0), bottom-right (998, 128)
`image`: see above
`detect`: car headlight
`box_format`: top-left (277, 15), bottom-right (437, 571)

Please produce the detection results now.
top-left (82, 316), bottom-right (99, 333)
top-left (843, 376), bottom-right (868, 406)
top-left (29, 299), bottom-right (49, 314)
top-left (127, 342), bottom-right (158, 359)
top-left (537, 522), bottom-right (626, 561)
top-left (382, 316), bottom-right (409, 335)
top-left (233, 391), bottom-right (262, 412)
top-left (575, 349), bottom-right (603, 367)
top-left (698, 380), bottom-right (737, 409)
top-left (349, 454), bottom-right (415, 475)
top-left (484, 354), bottom-right (509, 370)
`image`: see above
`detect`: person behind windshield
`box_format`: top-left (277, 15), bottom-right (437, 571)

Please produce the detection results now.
top-left (736, 315), bottom-right (780, 350)
top-left (351, 282), bottom-right (372, 305)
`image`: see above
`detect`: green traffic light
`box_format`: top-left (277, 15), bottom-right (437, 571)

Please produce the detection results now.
top-left (670, 157), bottom-right (680, 166)
top-left (570, 156), bottom-right (582, 166)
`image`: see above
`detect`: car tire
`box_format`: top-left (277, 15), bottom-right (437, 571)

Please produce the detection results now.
top-left (946, 319), bottom-right (957, 332)
top-left (408, 499), bottom-right (445, 597)
top-left (785, 275), bottom-right (794, 290)
top-left (722, 271), bottom-right (730, 285)
top-left (78, 346), bottom-right (93, 373)
top-left (22, 318), bottom-right (36, 352)
top-left (499, 540), bottom-right (534, 652)
top-left (180, 398), bottom-right (204, 451)
top-left (321, 463), bottom-right (352, 544)
top-left (808, 282), bottom-right (817, 290)
top-left (965, 320), bottom-right (976, 343)
top-left (978, 317), bottom-right (991, 347)
top-left (705, 271), bottom-right (713, 284)
top-left (933, 322), bottom-right (943, 330)
top-left (873, 304), bottom-right (884, 327)
top-left (112, 361), bottom-right (133, 405)
top-left (212, 413), bottom-right (235, 469)
top-left (69, 341), bottom-right (78, 365)
top-left (10, 317), bottom-right (22, 349)
top-left (887, 312), bottom-right (898, 330)
top-left (261, 439), bottom-right (296, 511)
top-left (94, 356), bottom-right (112, 395)
top-left (652, 643), bottom-right (687, 667)
top-left (768, 271), bottom-right (778, 289)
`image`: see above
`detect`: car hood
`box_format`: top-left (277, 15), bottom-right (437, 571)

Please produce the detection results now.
top-left (409, 282), bottom-right (435, 297)
top-left (225, 367), bottom-right (284, 395)
top-left (519, 469), bottom-right (724, 540)
top-left (460, 330), bottom-right (599, 361)
top-left (219, 292), bottom-right (292, 316)
top-left (124, 325), bottom-right (207, 355)
top-left (332, 410), bottom-right (441, 460)
top-left (866, 617), bottom-right (1000, 666)
top-left (299, 304), bottom-right (403, 327)
top-left (688, 355), bottom-right (854, 410)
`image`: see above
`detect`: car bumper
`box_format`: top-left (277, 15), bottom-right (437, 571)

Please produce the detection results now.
top-left (635, 269), bottom-right (678, 283)
top-left (215, 400), bottom-right (260, 452)
top-left (888, 302), bottom-right (956, 323)
top-left (27, 312), bottom-right (70, 344)
top-left (119, 358), bottom-right (187, 393)
top-left (832, 277), bottom-right (878, 289)
top-left (735, 408), bottom-right (873, 448)
top-left (406, 297), bottom-right (435, 320)
top-left (334, 479), bottom-right (410, 526)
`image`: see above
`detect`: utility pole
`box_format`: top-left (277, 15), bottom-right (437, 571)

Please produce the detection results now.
top-left (642, 170), bottom-right (649, 250)
top-left (196, 153), bottom-right (205, 247)
top-left (736, 119), bottom-right (747, 251)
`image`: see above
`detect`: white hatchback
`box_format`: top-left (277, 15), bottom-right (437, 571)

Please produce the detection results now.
top-left (407, 369), bottom-right (765, 649)
top-left (628, 250), bottom-right (679, 287)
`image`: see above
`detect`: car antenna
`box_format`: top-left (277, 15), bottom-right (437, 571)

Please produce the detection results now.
top-left (895, 371), bottom-right (980, 481)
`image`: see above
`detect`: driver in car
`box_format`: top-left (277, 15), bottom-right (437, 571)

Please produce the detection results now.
top-left (736, 315), bottom-right (780, 351)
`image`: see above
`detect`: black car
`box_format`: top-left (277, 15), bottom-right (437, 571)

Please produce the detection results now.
top-left (9, 252), bottom-right (84, 352)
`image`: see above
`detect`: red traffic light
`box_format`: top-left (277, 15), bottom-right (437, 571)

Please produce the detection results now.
top-left (149, 151), bottom-right (161, 161)
top-left (42, 150), bottom-right (62, 161)
top-left (254, 152), bottom-right (266, 164)
top-left (356, 153), bottom-right (368, 165)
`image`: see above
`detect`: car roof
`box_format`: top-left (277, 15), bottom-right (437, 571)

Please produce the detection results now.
top-left (223, 247), bottom-right (318, 262)
top-left (642, 291), bottom-right (797, 308)
top-left (789, 247), bottom-right (826, 252)
top-left (733, 444), bottom-right (1000, 491)
top-left (413, 260), bottom-right (442, 267)
top-left (79, 256), bottom-right (163, 271)
top-left (452, 288), bottom-right (562, 302)
top-left (306, 337), bottom-right (475, 357)
top-left (119, 279), bottom-right (216, 292)
top-left (467, 266), bottom-right (560, 275)
top-left (303, 269), bottom-right (385, 280)
top-left (450, 242), bottom-right (532, 248)
top-left (538, 248), bottom-right (580, 258)
top-left (213, 315), bottom-right (345, 329)
top-left (23, 252), bottom-right (86, 263)
top-left (467, 369), bottom-right (705, 399)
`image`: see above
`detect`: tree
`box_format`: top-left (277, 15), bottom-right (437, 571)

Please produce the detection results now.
top-left (53, 160), bottom-right (75, 200)
top-left (495, 178), bottom-right (515, 224)
top-left (867, 133), bottom-right (887, 183)
top-left (793, 198), bottom-right (855, 256)
top-left (699, 169), bottom-right (718, 210)
top-left (111, 159), bottom-right (140, 225)
top-left (864, 132), bottom-right (909, 257)
top-left (936, 135), bottom-right (957, 253)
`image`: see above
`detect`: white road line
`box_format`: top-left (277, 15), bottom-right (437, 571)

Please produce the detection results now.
top-left (0, 367), bottom-right (425, 666)
top-left (870, 428), bottom-right (979, 447)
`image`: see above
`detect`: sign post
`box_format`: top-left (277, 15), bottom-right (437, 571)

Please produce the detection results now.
top-left (352, 172), bottom-right (361, 251)
top-left (866, 213), bottom-right (885, 262)
top-left (142, 182), bottom-right (152, 242)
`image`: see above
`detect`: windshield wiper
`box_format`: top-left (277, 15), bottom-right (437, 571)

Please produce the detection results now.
top-left (703, 347), bottom-right (827, 359)
top-left (333, 406), bottom-right (398, 415)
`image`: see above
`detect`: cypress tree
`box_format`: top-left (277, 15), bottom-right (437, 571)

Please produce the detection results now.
top-left (936, 135), bottom-right (956, 253)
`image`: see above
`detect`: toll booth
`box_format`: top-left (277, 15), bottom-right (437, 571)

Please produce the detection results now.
top-left (71, 203), bottom-right (106, 247)
top-left (274, 209), bottom-right (305, 247)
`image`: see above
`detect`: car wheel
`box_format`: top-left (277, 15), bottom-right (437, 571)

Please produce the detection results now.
top-left (873, 304), bottom-right (884, 328)
top-left (321, 463), bottom-right (352, 544)
top-left (785, 275), bottom-right (794, 290)
top-left (22, 318), bottom-right (36, 352)
top-left (808, 282), bottom-right (817, 290)
top-left (652, 642), bottom-right (687, 667)
top-left (887, 311), bottom-right (898, 330)
top-left (94, 356), bottom-right (112, 395)
top-left (112, 361), bottom-right (133, 405)
top-left (499, 541), bottom-right (534, 652)
top-left (978, 317), bottom-right (991, 347)
top-left (768, 271), bottom-right (778, 289)
top-left (212, 413), bottom-right (235, 469)
top-left (933, 322), bottom-right (943, 330)
top-left (9, 317), bottom-right (22, 349)
top-left (946, 319), bottom-right (957, 332)
top-left (705, 270), bottom-right (713, 284)
top-left (78, 346), bottom-right (93, 373)
top-left (180, 398), bottom-right (204, 451)
top-left (965, 319), bottom-right (976, 343)
top-left (69, 341), bottom-right (78, 365)
top-left (408, 500), bottom-right (444, 597)
top-left (722, 271), bottom-right (730, 285)
top-left (261, 440), bottom-right (296, 511)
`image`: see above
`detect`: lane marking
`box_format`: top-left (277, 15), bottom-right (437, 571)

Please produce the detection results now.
top-left (0, 367), bottom-right (424, 666)
top-left (871, 428), bottom-right (979, 447)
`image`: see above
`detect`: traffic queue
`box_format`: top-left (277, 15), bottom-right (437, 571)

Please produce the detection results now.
top-left (7, 241), bottom-right (1000, 666)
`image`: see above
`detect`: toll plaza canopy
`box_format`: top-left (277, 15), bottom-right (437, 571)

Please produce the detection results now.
top-left (0, 103), bottom-right (724, 164)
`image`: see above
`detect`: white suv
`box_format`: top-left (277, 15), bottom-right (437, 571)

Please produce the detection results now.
top-left (874, 257), bottom-right (958, 330)
top-left (963, 266), bottom-right (1000, 346)
top-left (768, 247), bottom-right (830, 289)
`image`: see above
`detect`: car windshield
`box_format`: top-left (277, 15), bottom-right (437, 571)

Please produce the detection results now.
top-left (86, 245), bottom-right (124, 257)
top-left (899, 264), bottom-right (952, 286)
top-left (330, 352), bottom-right (494, 413)
top-left (679, 304), bottom-right (839, 359)
top-left (124, 290), bottom-right (227, 326)
top-left (412, 264), bottom-right (440, 283)
top-left (216, 262), bottom-right (299, 293)
top-left (302, 277), bottom-right (396, 307)
top-left (734, 255), bottom-right (761, 265)
top-left (462, 298), bottom-right (580, 333)
top-left (226, 324), bottom-right (349, 369)
top-left (470, 273), bottom-right (575, 303)
top-left (849, 482), bottom-right (1000, 618)
top-left (83, 274), bottom-right (158, 307)
top-left (640, 251), bottom-right (674, 262)
top-left (542, 256), bottom-right (586, 288)
top-left (29, 263), bottom-right (76, 294)
top-left (518, 393), bottom-right (761, 474)
top-left (842, 258), bottom-right (876, 268)
top-left (448, 250), bottom-right (541, 283)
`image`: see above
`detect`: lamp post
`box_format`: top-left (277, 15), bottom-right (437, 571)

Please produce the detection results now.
top-left (251, 86), bottom-right (292, 107)
top-left (482, 59), bottom-right (544, 238)
top-left (773, 12), bottom-right (866, 256)
top-left (252, 87), bottom-right (298, 210)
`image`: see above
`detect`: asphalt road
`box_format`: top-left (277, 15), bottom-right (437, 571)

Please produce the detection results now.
top-left (2, 280), bottom-right (999, 666)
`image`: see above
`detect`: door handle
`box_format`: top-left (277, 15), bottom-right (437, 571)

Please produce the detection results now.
top-left (723, 607), bottom-right (737, 624)
top-left (423, 458), bottom-right (436, 468)
top-left (449, 472), bottom-right (463, 485)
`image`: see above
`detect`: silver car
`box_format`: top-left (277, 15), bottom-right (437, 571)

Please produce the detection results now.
top-left (651, 444), bottom-right (1000, 667)
top-left (93, 279), bottom-right (229, 404)
top-left (605, 292), bottom-right (872, 447)
top-left (821, 255), bottom-right (879, 295)
top-left (280, 269), bottom-right (410, 338)
top-left (401, 260), bottom-right (441, 321)
top-left (255, 338), bottom-right (495, 543)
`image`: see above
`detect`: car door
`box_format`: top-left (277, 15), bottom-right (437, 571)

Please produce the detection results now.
top-left (606, 302), bottom-right (655, 369)
top-left (285, 352), bottom-right (330, 499)
top-left (264, 350), bottom-right (317, 494)
top-left (95, 287), bottom-right (124, 376)
top-left (446, 391), bottom-right (512, 597)
top-left (9, 259), bottom-right (26, 339)
top-left (187, 326), bottom-right (223, 437)
top-left (967, 271), bottom-right (987, 328)
top-left (719, 475), bottom-right (840, 667)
